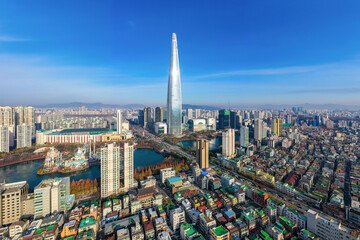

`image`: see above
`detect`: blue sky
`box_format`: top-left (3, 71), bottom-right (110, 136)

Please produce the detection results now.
top-left (1, 0), bottom-right (360, 107)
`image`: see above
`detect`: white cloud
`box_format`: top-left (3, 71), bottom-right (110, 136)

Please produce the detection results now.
top-left (0, 35), bottom-right (30, 42)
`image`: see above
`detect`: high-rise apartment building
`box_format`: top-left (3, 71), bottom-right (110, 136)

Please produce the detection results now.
top-left (254, 119), bottom-right (263, 142)
top-left (16, 124), bottom-right (32, 149)
top-left (34, 177), bottom-right (71, 218)
top-left (101, 142), bottom-right (134, 198)
top-left (101, 143), bottom-right (121, 198)
top-left (0, 106), bottom-right (13, 126)
top-left (155, 106), bottom-right (164, 122)
top-left (167, 33), bottom-right (182, 136)
top-left (117, 109), bottom-right (122, 135)
top-left (195, 109), bottom-right (201, 118)
top-left (271, 118), bottom-right (282, 136)
top-left (121, 142), bottom-right (134, 191)
top-left (0, 181), bottom-right (29, 226)
top-left (0, 125), bottom-right (9, 153)
top-left (222, 129), bottom-right (236, 158)
top-left (240, 126), bottom-right (249, 147)
top-left (187, 109), bottom-right (193, 120)
top-left (196, 140), bottom-right (209, 169)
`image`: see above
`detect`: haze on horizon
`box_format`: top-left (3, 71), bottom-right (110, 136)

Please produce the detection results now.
top-left (1, 1), bottom-right (360, 107)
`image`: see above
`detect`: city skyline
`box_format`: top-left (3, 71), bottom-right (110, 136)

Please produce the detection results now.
top-left (1, 1), bottom-right (360, 106)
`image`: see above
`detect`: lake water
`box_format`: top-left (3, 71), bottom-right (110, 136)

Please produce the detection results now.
top-left (0, 148), bottom-right (164, 190)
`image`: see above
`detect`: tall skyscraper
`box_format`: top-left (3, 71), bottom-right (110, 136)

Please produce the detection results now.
top-left (271, 118), bottom-right (282, 136)
top-left (16, 124), bottom-right (32, 149)
top-left (240, 126), bottom-right (249, 147)
top-left (254, 119), bottom-right (263, 142)
top-left (222, 129), bottom-right (236, 158)
top-left (155, 106), bottom-right (164, 122)
top-left (101, 143), bottom-right (121, 198)
top-left (218, 109), bottom-right (237, 130)
top-left (167, 33), bottom-right (182, 136)
top-left (0, 125), bottom-right (9, 153)
top-left (143, 107), bottom-right (152, 128)
top-left (117, 109), bottom-right (122, 135)
top-left (196, 139), bottom-right (209, 169)
top-left (121, 142), bottom-right (134, 191)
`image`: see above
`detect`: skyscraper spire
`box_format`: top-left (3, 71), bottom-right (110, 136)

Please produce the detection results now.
top-left (167, 33), bottom-right (182, 136)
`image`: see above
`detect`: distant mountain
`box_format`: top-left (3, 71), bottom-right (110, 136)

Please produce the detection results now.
top-left (182, 104), bottom-right (220, 110)
top-left (36, 102), bottom-right (145, 109)
top-left (36, 102), bottom-right (220, 110)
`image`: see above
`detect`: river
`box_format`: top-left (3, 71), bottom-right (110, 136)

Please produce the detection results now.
top-left (0, 148), bottom-right (164, 189)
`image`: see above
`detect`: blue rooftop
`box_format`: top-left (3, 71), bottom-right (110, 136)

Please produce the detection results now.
top-left (168, 176), bottom-right (182, 183)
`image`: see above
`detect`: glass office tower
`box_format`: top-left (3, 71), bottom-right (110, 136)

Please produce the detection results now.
top-left (167, 33), bottom-right (182, 136)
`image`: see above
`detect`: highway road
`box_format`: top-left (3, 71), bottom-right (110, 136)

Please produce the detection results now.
top-left (132, 125), bottom-right (310, 214)
top-left (132, 125), bottom-right (196, 161)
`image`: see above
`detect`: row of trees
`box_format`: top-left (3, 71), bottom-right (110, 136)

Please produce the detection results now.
top-left (70, 179), bottom-right (99, 197)
top-left (134, 155), bottom-right (189, 181)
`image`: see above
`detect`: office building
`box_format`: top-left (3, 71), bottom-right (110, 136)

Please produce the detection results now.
top-left (0, 181), bottom-right (29, 226)
top-left (34, 177), bottom-right (71, 218)
top-left (218, 109), bottom-right (237, 130)
top-left (254, 119), bottom-right (263, 142)
top-left (0, 125), bottom-right (9, 152)
top-left (121, 142), bottom-right (134, 191)
top-left (222, 129), bottom-right (236, 158)
top-left (117, 109), bottom-right (122, 135)
top-left (138, 110), bottom-right (144, 126)
top-left (155, 122), bottom-right (167, 134)
top-left (101, 143), bottom-right (121, 198)
top-left (196, 139), bottom-right (209, 169)
top-left (188, 119), bottom-right (207, 132)
top-left (240, 126), bottom-right (249, 147)
top-left (167, 33), bottom-right (182, 136)
top-left (143, 107), bottom-right (152, 128)
top-left (16, 124), bottom-right (32, 148)
top-left (36, 128), bottom-right (116, 145)
top-left (155, 106), bottom-right (164, 122)
top-left (160, 168), bottom-right (175, 184)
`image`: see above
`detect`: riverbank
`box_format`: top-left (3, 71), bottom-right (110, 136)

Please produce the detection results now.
top-left (0, 148), bottom-right (164, 190)
top-left (0, 154), bottom-right (46, 168)
top-left (37, 164), bottom-right (91, 175)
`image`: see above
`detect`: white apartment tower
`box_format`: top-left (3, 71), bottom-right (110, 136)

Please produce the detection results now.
top-left (222, 129), bottom-right (235, 158)
top-left (101, 142), bottom-right (134, 198)
top-left (121, 142), bottom-right (134, 191)
top-left (16, 124), bottom-right (32, 149)
top-left (101, 143), bottom-right (121, 198)
top-left (0, 125), bottom-right (9, 152)
top-left (117, 109), bottom-right (122, 135)
top-left (254, 119), bottom-right (263, 142)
